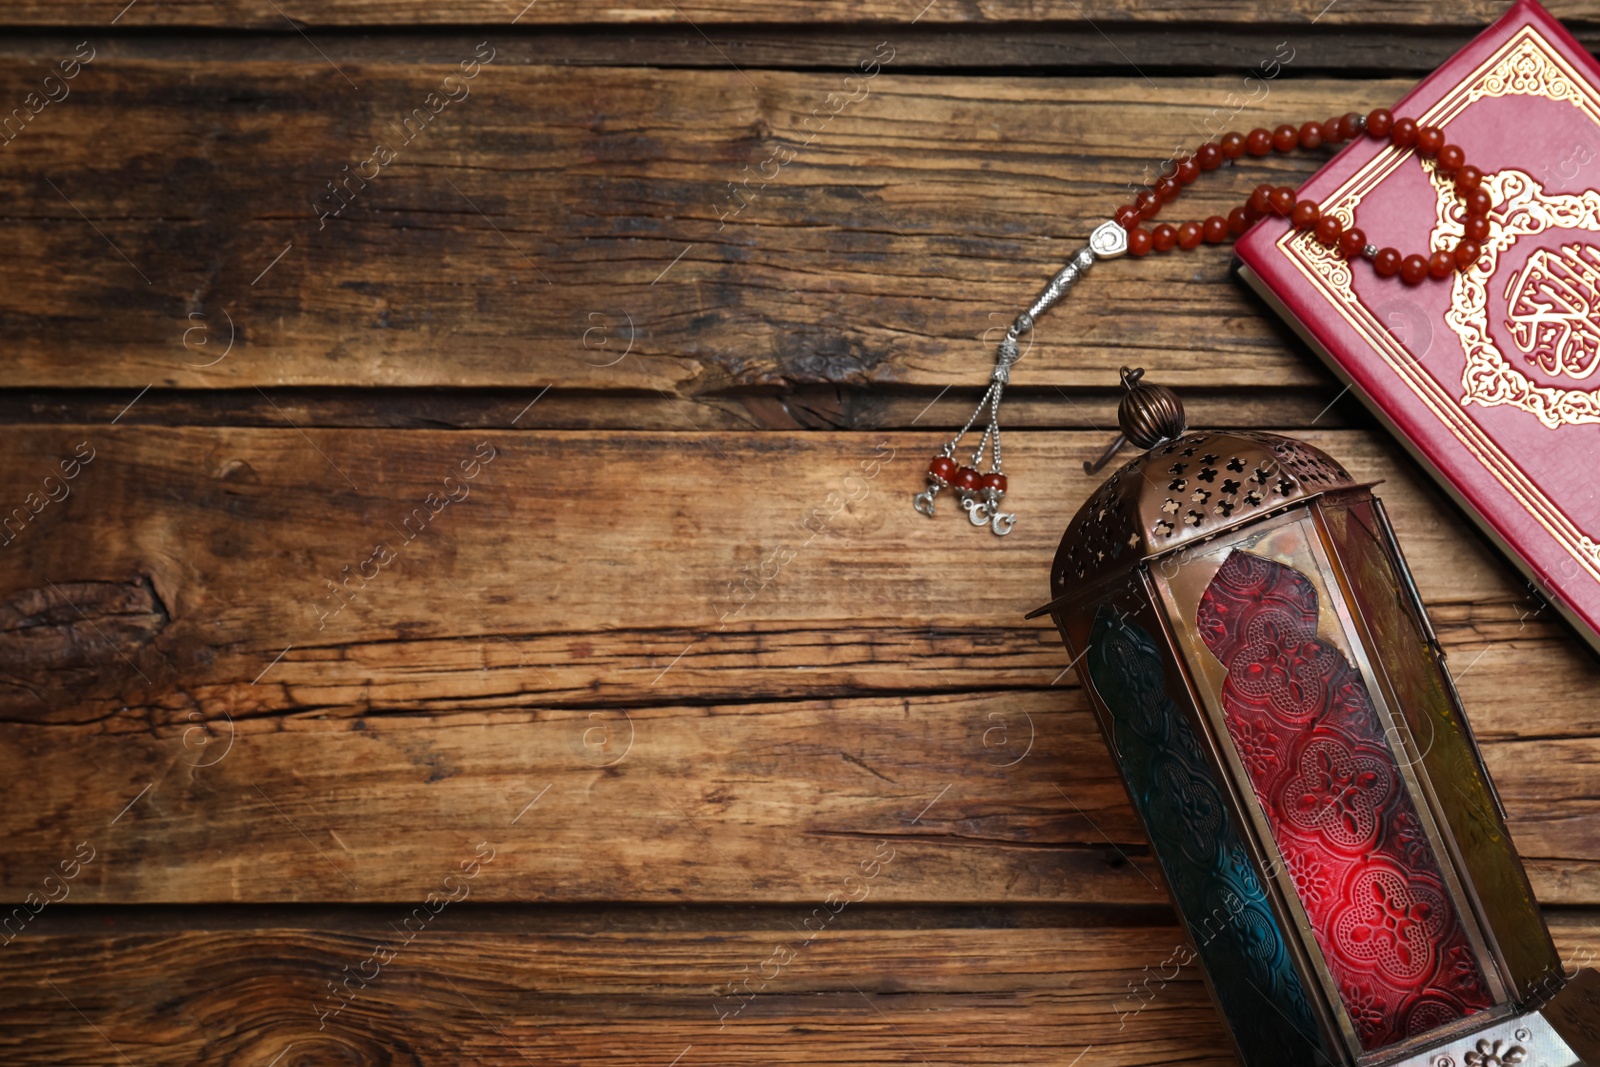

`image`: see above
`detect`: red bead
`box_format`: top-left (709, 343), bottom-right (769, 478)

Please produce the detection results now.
top-left (1175, 156), bottom-right (1201, 184)
top-left (1176, 221), bottom-right (1203, 249)
top-left (953, 467), bottom-right (981, 492)
top-left (1322, 115), bottom-right (1348, 144)
top-left (1227, 206), bottom-right (1252, 236)
top-left (1455, 239), bottom-right (1482, 269)
top-left (1437, 144), bottom-right (1465, 173)
top-left (1202, 215), bottom-right (1229, 243)
top-left (1366, 108), bottom-right (1394, 138)
top-left (1429, 250), bottom-right (1455, 279)
top-left (1339, 227), bottom-right (1368, 259)
top-left (1246, 128), bottom-right (1274, 156)
top-left (1248, 183), bottom-right (1275, 216)
top-left (1462, 216), bottom-right (1490, 243)
top-left (1298, 122), bottom-right (1324, 150)
top-left (1391, 117), bottom-right (1418, 148)
top-left (1220, 131), bottom-right (1247, 159)
top-left (1342, 112), bottom-right (1364, 138)
top-left (1464, 188), bottom-right (1493, 217)
top-left (929, 456), bottom-right (957, 483)
top-left (1374, 247), bottom-right (1402, 276)
top-left (1272, 124), bottom-right (1300, 152)
top-left (1314, 215), bottom-right (1343, 245)
top-left (1128, 228), bottom-right (1153, 256)
top-left (1269, 186), bottom-right (1296, 217)
top-left (1151, 223), bottom-right (1178, 251)
top-left (1196, 142), bottom-right (1223, 170)
top-left (1291, 199), bottom-right (1320, 229)
top-left (1400, 253), bottom-right (1429, 285)
top-left (1155, 176), bottom-right (1182, 203)
top-left (1115, 204), bottom-right (1142, 231)
top-left (1455, 165), bottom-right (1484, 193)
top-left (1416, 126), bottom-right (1445, 156)
top-left (980, 472), bottom-right (1007, 494)
top-left (1135, 190), bottom-right (1161, 219)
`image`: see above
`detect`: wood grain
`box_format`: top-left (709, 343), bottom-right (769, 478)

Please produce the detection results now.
top-left (0, 427), bottom-right (1585, 721)
top-left (0, 689), bottom-right (1166, 905)
top-left (4, 9), bottom-right (1598, 1065)
top-left (0, 386), bottom-right (1357, 433)
top-left (1, 27), bottom-right (1577, 74)
top-left (0, 62), bottom-right (1415, 391)
top-left (1, 687), bottom-right (1594, 905)
top-left (3, 915), bottom-right (1596, 1066)
top-left (0, 427), bottom-right (1594, 904)
top-left (0, 0), bottom-right (1570, 29)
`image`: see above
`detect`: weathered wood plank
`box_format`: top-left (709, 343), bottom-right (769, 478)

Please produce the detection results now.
top-left (0, 427), bottom-right (1587, 724)
top-left (0, 62), bottom-right (1416, 391)
top-left (1, 686), bottom-right (1594, 904)
top-left (0, 0), bottom-right (1572, 29)
top-left (0, 689), bottom-right (1161, 904)
top-left (2, 916), bottom-right (1595, 1066)
top-left (1, 426), bottom-right (1592, 903)
top-left (0, 385), bottom-right (1355, 432)
top-left (0, 25), bottom-right (1574, 73)
top-left (77, 605), bottom-right (1579, 737)
top-left (0, 924), bottom-right (1239, 1067)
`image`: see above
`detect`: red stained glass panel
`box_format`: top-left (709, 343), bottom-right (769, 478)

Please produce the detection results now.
top-left (1197, 550), bottom-right (1493, 1050)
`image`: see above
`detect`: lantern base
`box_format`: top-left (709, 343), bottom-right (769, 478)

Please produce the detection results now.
top-left (1386, 969), bottom-right (1600, 1067)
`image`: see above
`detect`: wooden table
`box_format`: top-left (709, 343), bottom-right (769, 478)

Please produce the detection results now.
top-left (2, 3), bottom-right (1597, 1064)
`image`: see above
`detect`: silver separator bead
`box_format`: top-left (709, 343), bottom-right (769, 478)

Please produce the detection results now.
top-left (992, 335), bottom-right (1019, 383)
top-left (1028, 267), bottom-right (1076, 320)
top-left (1087, 219), bottom-right (1127, 259)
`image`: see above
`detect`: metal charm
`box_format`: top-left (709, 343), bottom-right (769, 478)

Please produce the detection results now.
top-left (964, 488), bottom-right (1015, 535)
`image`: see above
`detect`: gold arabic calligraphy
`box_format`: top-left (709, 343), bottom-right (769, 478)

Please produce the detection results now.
top-left (1503, 242), bottom-right (1600, 380)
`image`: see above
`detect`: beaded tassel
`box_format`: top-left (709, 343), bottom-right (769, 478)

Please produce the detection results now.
top-left (913, 222), bottom-right (1127, 536)
top-left (913, 334), bottom-right (1017, 535)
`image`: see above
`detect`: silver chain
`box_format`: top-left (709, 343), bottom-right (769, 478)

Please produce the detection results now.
top-left (935, 220), bottom-right (1128, 474)
top-left (913, 220), bottom-right (1129, 533)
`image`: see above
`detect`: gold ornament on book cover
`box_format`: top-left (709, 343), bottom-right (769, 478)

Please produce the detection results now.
top-left (1439, 167), bottom-right (1600, 427)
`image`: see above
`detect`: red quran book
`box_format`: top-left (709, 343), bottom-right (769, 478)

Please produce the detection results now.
top-left (1236, 0), bottom-right (1600, 654)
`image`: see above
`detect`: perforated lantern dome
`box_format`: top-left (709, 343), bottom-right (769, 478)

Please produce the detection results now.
top-left (1050, 428), bottom-right (1358, 596)
top-left (1031, 370), bottom-right (1600, 1067)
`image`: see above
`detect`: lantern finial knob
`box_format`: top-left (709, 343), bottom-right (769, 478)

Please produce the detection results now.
top-left (1082, 367), bottom-right (1188, 476)
top-left (1117, 366), bottom-right (1186, 450)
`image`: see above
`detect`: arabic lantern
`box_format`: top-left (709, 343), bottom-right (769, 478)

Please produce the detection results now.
top-left (1030, 369), bottom-right (1600, 1067)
